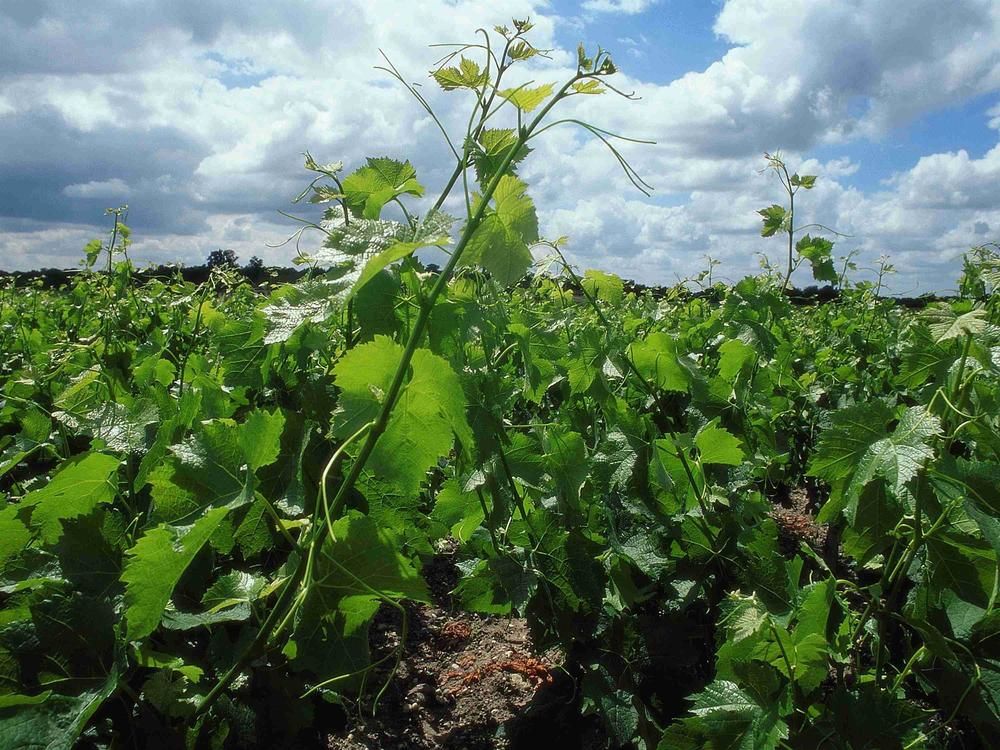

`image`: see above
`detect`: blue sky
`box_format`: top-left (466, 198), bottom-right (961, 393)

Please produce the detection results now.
top-left (1, 0), bottom-right (999, 293)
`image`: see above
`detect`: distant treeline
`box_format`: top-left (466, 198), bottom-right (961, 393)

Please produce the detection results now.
top-left (0, 264), bottom-right (950, 308)
top-left (0, 264), bottom-right (308, 288)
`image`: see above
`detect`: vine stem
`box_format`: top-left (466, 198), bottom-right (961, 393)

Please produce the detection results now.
top-left (195, 70), bottom-right (588, 718)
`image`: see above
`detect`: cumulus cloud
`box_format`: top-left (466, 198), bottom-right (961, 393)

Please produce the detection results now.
top-left (582, 1), bottom-right (659, 14)
top-left (1, 0), bottom-right (998, 293)
top-left (63, 178), bottom-right (131, 198)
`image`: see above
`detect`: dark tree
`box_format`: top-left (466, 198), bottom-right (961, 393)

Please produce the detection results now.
top-left (243, 255), bottom-right (265, 282)
top-left (207, 249), bottom-right (239, 269)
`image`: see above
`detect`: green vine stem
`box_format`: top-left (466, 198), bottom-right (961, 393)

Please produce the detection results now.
top-left (196, 47), bottom-right (630, 716)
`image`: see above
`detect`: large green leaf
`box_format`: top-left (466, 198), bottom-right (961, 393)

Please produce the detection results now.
top-left (0, 509), bottom-right (30, 571)
top-left (582, 269), bottom-right (625, 305)
top-left (695, 420), bottom-right (744, 466)
top-left (342, 157), bottom-right (424, 220)
top-left (471, 128), bottom-right (532, 187)
top-left (659, 680), bottom-right (788, 750)
top-left (239, 409), bottom-right (286, 472)
top-left (149, 411), bottom-right (283, 523)
top-left (758, 205), bottom-right (787, 237)
top-left (466, 214), bottom-right (533, 286)
top-left (628, 332), bottom-right (692, 393)
top-left (544, 427), bottom-right (588, 506)
top-left (430, 480), bottom-right (485, 542)
top-left (18, 453), bottom-right (120, 545)
top-left (351, 211), bottom-right (454, 297)
top-left (369, 348), bottom-right (474, 496)
top-left (812, 404), bottom-right (940, 520)
top-left (842, 482), bottom-right (904, 565)
top-left (462, 176), bottom-right (538, 286)
top-left (499, 83), bottom-right (554, 112)
top-left (717, 339), bottom-right (756, 383)
top-left (842, 406), bottom-right (941, 508)
top-left (795, 234), bottom-right (837, 283)
top-left (333, 338), bottom-right (473, 498)
top-left (285, 512), bottom-right (429, 683)
top-left (122, 506), bottom-right (231, 641)
top-left (0, 670), bottom-right (119, 750)
top-left (808, 402), bottom-right (895, 484)
top-left (921, 304), bottom-right (988, 343)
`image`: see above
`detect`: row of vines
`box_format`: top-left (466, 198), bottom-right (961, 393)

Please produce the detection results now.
top-left (1, 21), bottom-right (998, 749)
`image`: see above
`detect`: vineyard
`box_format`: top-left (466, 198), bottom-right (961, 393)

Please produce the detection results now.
top-left (2, 20), bottom-right (999, 750)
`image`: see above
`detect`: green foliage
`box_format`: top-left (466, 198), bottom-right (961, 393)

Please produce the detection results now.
top-left (759, 153), bottom-right (838, 288)
top-left (341, 157), bottom-right (424, 220)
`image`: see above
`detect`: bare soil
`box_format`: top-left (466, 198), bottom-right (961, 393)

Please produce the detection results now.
top-left (326, 545), bottom-right (606, 750)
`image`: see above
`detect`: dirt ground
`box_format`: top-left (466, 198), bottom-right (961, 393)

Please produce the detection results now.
top-left (326, 546), bottom-right (607, 750)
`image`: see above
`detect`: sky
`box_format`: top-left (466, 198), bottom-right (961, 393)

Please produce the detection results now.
top-left (1, 0), bottom-right (999, 293)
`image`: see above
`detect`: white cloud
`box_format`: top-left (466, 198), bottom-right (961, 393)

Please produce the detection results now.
top-left (0, 222), bottom-right (104, 270)
top-left (583, 1), bottom-right (659, 14)
top-left (887, 144), bottom-right (1000, 209)
top-left (63, 178), bottom-right (131, 198)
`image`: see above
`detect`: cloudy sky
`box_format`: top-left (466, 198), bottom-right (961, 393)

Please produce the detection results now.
top-left (2, 0), bottom-right (999, 293)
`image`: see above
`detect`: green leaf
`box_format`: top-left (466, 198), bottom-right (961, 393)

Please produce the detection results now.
top-left (430, 480), bottom-right (485, 542)
top-left (232, 499), bottom-right (281, 557)
top-left (352, 211), bottom-right (454, 297)
top-left (493, 174), bottom-right (539, 243)
top-left (122, 506), bottom-right (232, 640)
top-left (462, 176), bottom-right (538, 286)
top-left (0, 672), bottom-right (119, 750)
top-left (499, 83), bottom-right (554, 112)
top-left (720, 595), bottom-right (768, 643)
top-left (333, 338), bottom-right (473, 498)
top-left (677, 679), bottom-right (789, 750)
top-left (757, 205), bottom-right (787, 237)
top-left (19, 453), bottom-right (119, 545)
top-left (717, 339), bottom-right (756, 383)
top-left (842, 406), bottom-right (941, 509)
top-left (544, 427), bottom-right (588, 509)
top-left (370, 348), bottom-right (474, 497)
top-left (571, 80), bottom-right (605, 94)
top-left (342, 157), bottom-right (424, 220)
top-left (331, 335), bottom-right (399, 438)
top-left (842, 482), bottom-right (904, 565)
top-left (467, 215), bottom-right (534, 286)
top-left (921, 303), bottom-right (988, 343)
top-left (53, 401), bottom-right (155, 454)
top-left (239, 409), bottom-right (286, 472)
top-left (582, 269), bottom-right (624, 305)
top-left (432, 57), bottom-right (489, 91)
top-left (808, 402), bottom-right (895, 484)
top-left (216, 314), bottom-right (268, 388)
top-left (0, 509), bottom-right (30, 571)
top-left (695, 420), bottom-right (744, 466)
top-left (471, 129), bottom-right (531, 186)
top-left (507, 41), bottom-right (537, 61)
top-left (795, 234), bottom-right (837, 284)
top-left (628, 332), bottom-right (691, 393)
top-left (898, 325), bottom-right (955, 387)
top-left (161, 603), bottom-right (251, 631)
top-left (285, 512), bottom-right (429, 682)
top-left (943, 459), bottom-right (1000, 556)
top-left (83, 238), bottom-right (103, 266)
top-left (925, 528), bottom-right (995, 610)
top-left (149, 418), bottom-right (262, 523)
